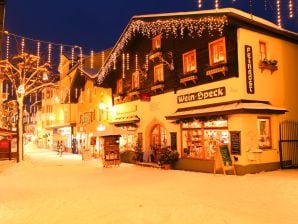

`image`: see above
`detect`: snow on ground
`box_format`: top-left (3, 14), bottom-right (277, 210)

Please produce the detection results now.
top-left (1, 147), bottom-right (298, 224)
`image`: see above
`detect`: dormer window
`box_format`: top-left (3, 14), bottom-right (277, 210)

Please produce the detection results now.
top-left (182, 49), bottom-right (197, 74)
top-left (152, 34), bottom-right (161, 51)
top-left (208, 37), bottom-right (227, 66)
top-left (116, 78), bottom-right (123, 95)
top-left (132, 71), bottom-right (140, 90)
top-left (154, 64), bottom-right (164, 83)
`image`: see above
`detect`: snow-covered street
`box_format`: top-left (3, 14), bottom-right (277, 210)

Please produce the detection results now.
top-left (1, 149), bottom-right (298, 224)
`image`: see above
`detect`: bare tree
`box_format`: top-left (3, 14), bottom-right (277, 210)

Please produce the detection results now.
top-left (0, 52), bottom-right (57, 162)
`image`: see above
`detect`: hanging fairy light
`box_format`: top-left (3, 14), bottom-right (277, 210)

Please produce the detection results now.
top-left (37, 41), bottom-right (41, 67)
top-left (71, 47), bottom-right (75, 66)
top-left (90, 50), bottom-right (94, 69)
top-left (113, 54), bottom-right (116, 70)
top-left (126, 53), bottom-right (130, 70)
top-left (79, 47), bottom-right (83, 75)
top-left (5, 32), bottom-right (10, 60)
top-left (215, 0), bottom-right (219, 9)
top-left (198, 0), bottom-right (202, 8)
top-left (288, 0), bottom-right (293, 18)
top-left (75, 88), bottom-right (78, 99)
top-left (122, 53), bottom-right (125, 78)
top-left (145, 54), bottom-right (149, 71)
top-left (48, 43), bottom-right (52, 64)
top-left (21, 38), bottom-right (25, 55)
top-left (276, 0), bottom-right (282, 27)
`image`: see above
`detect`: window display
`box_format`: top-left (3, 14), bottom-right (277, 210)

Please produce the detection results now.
top-left (182, 119), bottom-right (228, 160)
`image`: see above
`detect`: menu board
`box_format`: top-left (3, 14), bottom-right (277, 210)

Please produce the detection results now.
top-left (230, 131), bottom-right (241, 155)
top-left (219, 144), bottom-right (232, 166)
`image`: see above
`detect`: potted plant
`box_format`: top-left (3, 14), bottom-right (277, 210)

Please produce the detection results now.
top-left (158, 148), bottom-right (179, 169)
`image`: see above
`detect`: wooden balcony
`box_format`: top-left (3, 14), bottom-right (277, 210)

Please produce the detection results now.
top-left (179, 75), bottom-right (198, 86)
top-left (259, 62), bottom-right (278, 74)
top-left (205, 65), bottom-right (228, 79)
top-left (151, 83), bottom-right (164, 93)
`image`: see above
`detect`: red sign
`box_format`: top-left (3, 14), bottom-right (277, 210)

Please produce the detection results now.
top-left (140, 93), bottom-right (151, 102)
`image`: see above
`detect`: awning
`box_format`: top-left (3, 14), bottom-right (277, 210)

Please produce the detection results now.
top-left (96, 125), bottom-right (133, 137)
top-left (110, 115), bottom-right (140, 125)
top-left (165, 100), bottom-right (287, 120)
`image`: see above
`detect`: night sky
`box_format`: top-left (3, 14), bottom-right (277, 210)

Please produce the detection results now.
top-left (4, 0), bottom-right (298, 53)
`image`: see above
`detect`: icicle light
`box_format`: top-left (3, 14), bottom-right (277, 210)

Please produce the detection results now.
top-left (145, 54), bottom-right (149, 71)
top-left (90, 50), bottom-right (94, 69)
top-left (122, 53), bottom-right (125, 78)
top-left (215, 0), bottom-right (219, 9)
top-left (126, 53), bottom-right (130, 70)
top-left (198, 0), bottom-right (202, 8)
top-left (79, 47), bottom-right (83, 75)
top-left (71, 47), bottom-right (75, 66)
top-left (48, 43), bottom-right (52, 64)
top-left (113, 54), bottom-right (116, 70)
top-left (101, 51), bottom-right (105, 67)
top-left (37, 41), bottom-right (40, 67)
top-left (288, 0), bottom-right (293, 18)
top-left (21, 38), bottom-right (25, 55)
top-left (277, 0), bottom-right (282, 27)
top-left (75, 88), bottom-right (78, 99)
top-left (6, 33), bottom-right (10, 60)
top-left (96, 15), bottom-right (228, 85)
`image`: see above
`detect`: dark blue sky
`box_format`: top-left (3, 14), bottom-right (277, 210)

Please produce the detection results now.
top-left (4, 0), bottom-right (298, 53)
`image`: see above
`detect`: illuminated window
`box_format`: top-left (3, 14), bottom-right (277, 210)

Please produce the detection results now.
top-left (131, 71), bottom-right (139, 90)
top-left (182, 49), bottom-right (197, 74)
top-left (208, 37), bottom-right (227, 66)
top-left (257, 117), bottom-right (271, 149)
top-left (116, 78), bottom-right (123, 95)
top-left (259, 41), bottom-right (267, 61)
top-left (152, 34), bottom-right (161, 50)
top-left (154, 64), bottom-right (164, 83)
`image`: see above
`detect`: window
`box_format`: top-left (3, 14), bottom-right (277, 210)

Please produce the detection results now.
top-left (259, 41), bottom-right (267, 61)
top-left (154, 64), bottom-right (164, 83)
top-left (116, 78), bottom-right (123, 95)
top-left (131, 71), bottom-right (140, 90)
top-left (257, 117), bottom-right (271, 149)
top-left (182, 49), bottom-right (197, 74)
top-left (208, 37), bottom-right (227, 66)
top-left (152, 34), bottom-right (161, 50)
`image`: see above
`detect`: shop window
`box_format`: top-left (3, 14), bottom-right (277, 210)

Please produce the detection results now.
top-left (181, 119), bottom-right (228, 160)
top-left (151, 124), bottom-right (167, 148)
top-left (257, 117), bottom-right (272, 149)
top-left (182, 49), bottom-right (197, 74)
top-left (259, 41), bottom-right (267, 61)
top-left (116, 78), bottom-right (123, 95)
top-left (208, 37), bottom-right (227, 66)
top-left (154, 64), bottom-right (164, 83)
top-left (152, 34), bottom-right (161, 51)
top-left (131, 71), bottom-right (140, 90)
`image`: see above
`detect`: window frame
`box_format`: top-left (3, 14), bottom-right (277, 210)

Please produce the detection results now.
top-left (152, 34), bottom-right (161, 51)
top-left (116, 78), bottom-right (123, 95)
top-left (182, 49), bottom-right (197, 74)
top-left (259, 41), bottom-right (267, 61)
top-left (153, 64), bottom-right (164, 83)
top-left (257, 117), bottom-right (272, 149)
top-left (131, 71), bottom-right (140, 90)
top-left (208, 37), bottom-right (227, 66)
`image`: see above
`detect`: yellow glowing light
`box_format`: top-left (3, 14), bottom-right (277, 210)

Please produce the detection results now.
top-left (122, 53), bottom-right (125, 78)
top-left (198, 0), bottom-right (202, 8)
top-left (90, 50), bottom-right (94, 69)
top-left (48, 43), bottom-right (52, 64)
top-left (289, 0), bottom-right (293, 18)
top-left (37, 41), bottom-right (41, 66)
top-left (215, 0), bottom-right (219, 9)
top-left (6, 33), bottom-right (10, 59)
top-left (276, 0), bottom-right (282, 27)
top-left (21, 38), bottom-right (25, 55)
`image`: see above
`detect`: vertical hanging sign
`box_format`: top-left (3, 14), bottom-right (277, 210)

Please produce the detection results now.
top-left (245, 45), bottom-right (255, 94)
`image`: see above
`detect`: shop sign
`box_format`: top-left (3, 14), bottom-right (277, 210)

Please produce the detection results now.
top-left (245, 45), bottom-right (255, 94)
top-left (177, 87), bottom-right (226, 104)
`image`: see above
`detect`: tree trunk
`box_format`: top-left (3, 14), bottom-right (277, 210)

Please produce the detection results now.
top-left (17, 95), bottom-right (24, 162)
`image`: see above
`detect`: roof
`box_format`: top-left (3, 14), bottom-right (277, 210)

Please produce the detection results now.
top-left (96, 8), bottom-right (298, 85)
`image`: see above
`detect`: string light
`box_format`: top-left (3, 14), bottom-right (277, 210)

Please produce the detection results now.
top-left (79, 47), bottom-right (83, 75)
top-left (122, 53), bottom-right (125, 78)
top-left (101, 51), bottom-right (105, 67)
top-left (48, 43), bottom-right (52, 64)
top-left (198, 0), bottom-right (202, 8)
top-left (264, 0), bottom-right (267, 11)
top-left (21, 38), bottom-right (25, 55)
top-left (5, 33), bottom-right (10, 60)
top-left (135, 54), bottom-right (139, 72)
top-left (215, 0), bottom-right (219, 9)
top-left (126, 53), bottom-right (130, 70)
top-left (145, 54), bottom-right (149, 71)
top-left (276, 0), bottom-right (282, 27)
top-left (97, 15), bottom-right (228, 84)
top-left (71, 47), bottom-right (75, 66)
top-left (37, 41), bottom-right (40, 67)
top-left (288, 0), bottom-right (293, 18)
top-left (90, 50), bottom-right (94, 69)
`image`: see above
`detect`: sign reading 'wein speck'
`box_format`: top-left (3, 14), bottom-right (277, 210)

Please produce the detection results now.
top-left (177, 87), bottom-right (226, 104)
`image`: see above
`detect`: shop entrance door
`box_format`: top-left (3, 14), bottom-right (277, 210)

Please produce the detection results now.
top-left (150, 124), bottom-right (167, 162)
top-left (279, 120), bottom-right (298, 168)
